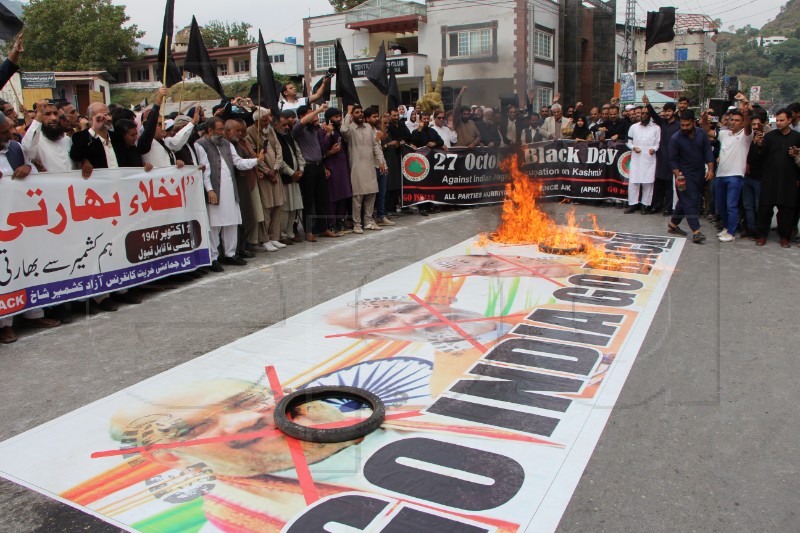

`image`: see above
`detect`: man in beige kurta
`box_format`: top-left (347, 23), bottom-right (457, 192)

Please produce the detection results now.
top-left (247, 110), bottom-right (286, 251)
top-left (340, 105), bottom-right (386, 233)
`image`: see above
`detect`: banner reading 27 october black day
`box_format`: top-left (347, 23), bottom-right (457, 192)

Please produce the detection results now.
top-left (401, 140), bottom-right (632, 206)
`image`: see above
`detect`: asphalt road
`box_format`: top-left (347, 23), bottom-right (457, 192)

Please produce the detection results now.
top-left (1, 202), bottom-right (798, 532)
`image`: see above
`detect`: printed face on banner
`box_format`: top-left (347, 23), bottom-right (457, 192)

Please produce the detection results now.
top-left (0, 231), bottom-right (683, 532)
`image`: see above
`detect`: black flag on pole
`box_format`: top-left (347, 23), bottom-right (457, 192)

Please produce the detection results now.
top-left (387, 71), bottom-right (400, 111)
top-left (0, 1), bottom-right (23, 41)
top-left (335, 40), bottom-right (360, 108)
top-left (311, 76), bottom-right (332, 102)
top-left (645, 7), bottom-right (677, 52)
top-left (157, 0), bottom-right (182, 87)
top-left (366, 42), bottom-right (389, 95)
top-left (184, 17), bottom-right (225, 98)
top-left (254, 31), bottom-right (281, 115)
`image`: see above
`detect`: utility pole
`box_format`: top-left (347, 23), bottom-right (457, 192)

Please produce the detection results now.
top-left (622, 0), bottom-right (636, 76)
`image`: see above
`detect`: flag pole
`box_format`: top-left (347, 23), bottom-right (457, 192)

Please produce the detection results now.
top-left (178, 70), bottom-right (187, 110)
top-left (161, 34), bottom-right (169, 125)
top-left (258, 84), bottom-right (263, 150)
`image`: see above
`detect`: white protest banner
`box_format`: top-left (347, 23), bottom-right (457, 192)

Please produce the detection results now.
top-left (0, 230), bottom-right (683, 532)
top-left (0, 167), bottom-right (210, 317)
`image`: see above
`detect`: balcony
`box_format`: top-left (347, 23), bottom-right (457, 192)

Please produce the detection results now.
top-left (345, 0), bottom-right (426, 33)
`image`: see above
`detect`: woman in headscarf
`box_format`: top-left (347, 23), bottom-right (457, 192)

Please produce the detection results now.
top-left (570, 114), bottom-right (592, 141)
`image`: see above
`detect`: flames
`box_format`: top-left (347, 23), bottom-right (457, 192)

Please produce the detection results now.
top-left (489, 156), bottom-right (645, 271)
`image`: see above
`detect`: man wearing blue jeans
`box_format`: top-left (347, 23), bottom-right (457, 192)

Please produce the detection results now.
top-left (742, 115), bottom-right (768, 237)
top-left (707, 103), bottom-right (752, 242)
top-left (668, 110), bottom-right (715, 244)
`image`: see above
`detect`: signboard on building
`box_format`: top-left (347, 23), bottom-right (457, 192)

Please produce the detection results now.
top-left (351, 58), bottom-right (408, 78)
top-left (20, 72), bottom-right (56, 89)
top-left (619, 72), bottom-right (636, 103)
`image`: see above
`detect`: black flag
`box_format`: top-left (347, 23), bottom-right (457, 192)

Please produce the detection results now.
top-left (387, 71), bottom-right (400, 111)
top-left (157, 0), bottom-right (182, 87)
top-left (255, 31), bottom-right (280, 115)
top-left (645, 7), bottom-right (677, 52)
top-left (366, 42), bottom-right (389, 95)
top-left (184, 17), bottom-right (225, 98)
top-left (0, 1), bottom-right (23, 41)
top-left (312, 76), bottom-right (331, 102)
top-left (335, 40), bottom-right (360, 108)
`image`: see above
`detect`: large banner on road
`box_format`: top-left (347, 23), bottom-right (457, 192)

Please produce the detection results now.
top-left (0, 229), bottom-right (683, 532)
top-left (402, 141), bottom-right (631, 206)
top-left (0, 167), bottom-right (210, 318)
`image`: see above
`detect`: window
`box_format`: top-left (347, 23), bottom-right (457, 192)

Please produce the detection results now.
top-left (271, 54), bottom-right (285, 63)
top-left (135, 68), bottom-right (150, 81)
top-left (234, 59), bottom-right (250, 73)
top-left (534, 30), bottom-right (553, 61)
top-left (675, 48), bottom-right (688, 61)
top-left (535, 87), bottom-right (553, 113)
top-left (218, 63), bottom-right (228, 76)
top-left (315, 45), bottom-right (335, 69)
top-left (455, 29), bottom-right (492, 57)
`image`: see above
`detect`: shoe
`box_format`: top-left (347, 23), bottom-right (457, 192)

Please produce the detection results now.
top-left (692, 231), bottom-right (706, 244)
top-left (269, 240), bottom-right (287, 249)
top-left (376, 217), bottom-right (396, 226)
top-left (239, 249), bottom-right (256, 259)
top-left (261, 242), bottom-right (277, 252)
top-left (210, 260), bottom-right (224, 272)
top-left (718, 233), bottom-right (735, 243)
top-left (291, 235), bottom-right (304, 243)
top-left (640, 206), bottom-right (653, 215)
top-left (220, 256), bottom-right (247, 266)
top-left (247, 243), bottom-right (268, 253)
top-left (318, 230), bottom-right (340, 238)
top-left (87, 299), bottom-right (118, 315)
top-left (337, 228), bottom-right (353, 235)
top-left (306, 234), bottom-right (317, 242)
top-left (717, 229), bottom-right (728, 238)
top-left (662, 209), bottom-right (673, 216)
top-left (0, 326), bottom-right (16, 343)
top-left (623, 206), bottom-right (637, 214)
top-left (48, 304), bottom-right (74, 324)
top-left (780, 239), bottom-right (790, 248)
top-left (755, 237), bottom-right (767, 247)
top-left (279, 238), bottom-right (294, 246)
top-left (353, 226), bottom-right (364, 234)
top-left (19, 316), bottom-right (61, 328)
top-left (667, 224), bottom-right (688, 236)
top-left (364, 223), bottom-right (383, 231)
top-left (111, 291), bottom-right (142, 305)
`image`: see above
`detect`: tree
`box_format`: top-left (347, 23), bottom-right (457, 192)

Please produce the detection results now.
top-left (679, 65), bottom-right (718, 106)
top-left (18, 0), bottom-right (142, 71)
top-left (329, 0), bottom-right (369, 13)
top-left (200, 20), bottom-right (255, 49)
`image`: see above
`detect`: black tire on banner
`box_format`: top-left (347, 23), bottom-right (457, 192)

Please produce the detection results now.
top-left (274, 386), bottom-right (386, 443)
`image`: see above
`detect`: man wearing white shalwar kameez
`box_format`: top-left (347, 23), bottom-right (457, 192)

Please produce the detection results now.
top-left (195, 118), bottom-right (262, 268)
top-left (625, 109), bottom-right (661, 213)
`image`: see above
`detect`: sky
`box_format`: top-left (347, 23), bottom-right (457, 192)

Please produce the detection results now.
top-left (113, 0), bottom-right (789, 47)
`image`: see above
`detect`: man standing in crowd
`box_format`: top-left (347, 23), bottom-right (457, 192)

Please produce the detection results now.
top-left (279, 78), bottom-right (330, 112)
top-left (341, 105), bottom-right (386, 234)
top-left (677, 96), bottom-right (690, 114)
top-left (431, 110), bottom-right (456, 148)
top-left (753, 109), bottom-right (800, 248)
top-left (625, 106), bottom-right (661, 214)
top-left (138, 88), bottom-right (187, 170)
top-left (500, 104), bottom-right (522, 146)
top-left (522, 112), bottom-right (544, 143)
top-left (319, 107), bottom-right (353, 233)
top-left (293, 104), bottom-right (337, 241)
top-left (57, 101), bottom-right (80, 136)
top-left (22, 99), bottom-right (76, 173)
top-left (248, 108), bottom-right (287, 251)
top-left (605, 105), bottom-right (629, 142)
top-left (452, 86), bottom-right (480, 148)
top-left (706, 99), bottom-right (751, 243)
top-left (742, 111), bottom-right (768, 238)
top-left (275, 110), bottom-right (305, 245)
top-left (644, 96), bottom-right (679, 215)
top-left (540, 104), bottom-right (571, 140)
top-left (478, 108), bottom-right (502, 147)
top-left (668, 110), bottom-right (715, 244)
top-left (227, 119), bottom-right (265, 258)
top-left (195, 117), bottom-right (264, 271)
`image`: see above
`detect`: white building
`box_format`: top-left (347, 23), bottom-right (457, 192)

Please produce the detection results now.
top-left (253, 39), bottom-right (305, 77)
top-left (749, 35), bottom-right (788, 47)
top-left (303, 0), bottom-right (561, 112)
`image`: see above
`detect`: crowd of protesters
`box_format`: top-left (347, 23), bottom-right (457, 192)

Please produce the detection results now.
top-left (1, 33), bottom-right (799, 344)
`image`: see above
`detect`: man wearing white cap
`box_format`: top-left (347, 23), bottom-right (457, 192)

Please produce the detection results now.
top-left (625, 106), bottom-right (660, 214)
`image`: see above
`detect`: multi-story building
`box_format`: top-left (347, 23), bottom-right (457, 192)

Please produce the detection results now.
top-left (259, 38), bottom-right (305, 77)
top-left (304, 0), bottom-right (569, 112)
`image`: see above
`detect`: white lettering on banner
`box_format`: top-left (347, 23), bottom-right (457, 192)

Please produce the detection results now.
top-left (523, 146), bottom-right (619, 166)
top-left (464, 153), bottom-right (498, 171)
top-left (0, 168), bottom-right (211, 318)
